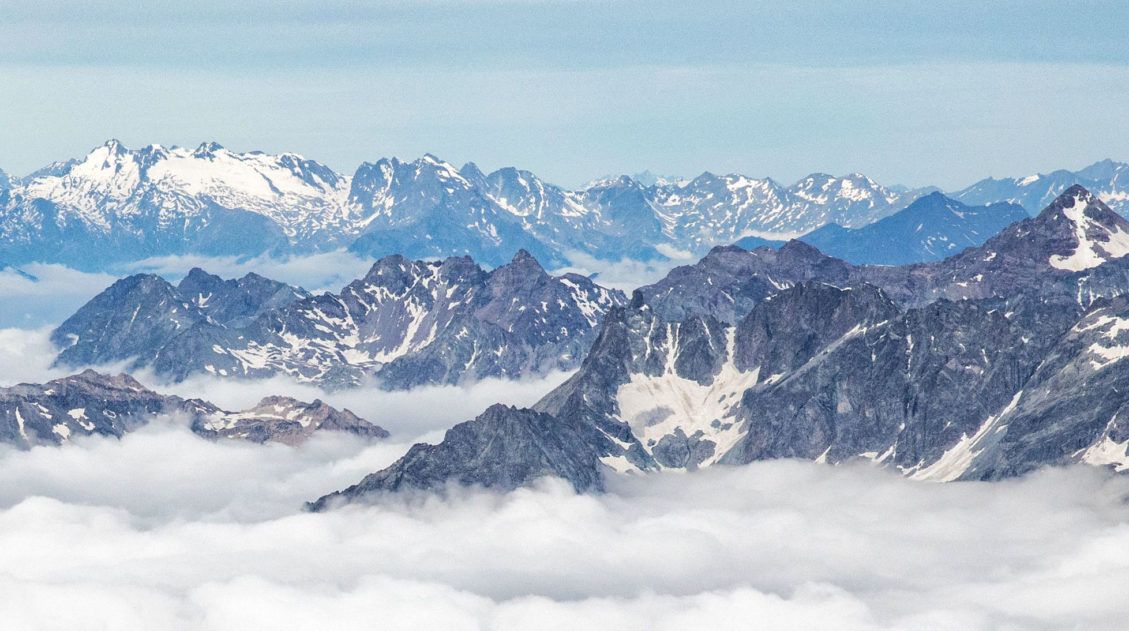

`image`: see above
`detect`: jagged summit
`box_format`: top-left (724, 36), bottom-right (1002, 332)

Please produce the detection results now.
top-left (6, 141), bottom-right (1129, 272)
top-left (968, 185), bottom-right (1129, 273)
top-left (954, 160), bottom-right (1129, 216)
top-left (313, 226), bottom-right (1129, 504)
top-left (192, 141), bottom-right (225, 156)
top-left (773, 193), bottom-right (1029, 266)
top-left (0, 370), bottom-right (386, 448)
top-left (1041, 185), bottom-right (1129, 271)
top-left (507, 248), bottom-right (543, 269)
top-left (52, 252), bottom-right (626, 389)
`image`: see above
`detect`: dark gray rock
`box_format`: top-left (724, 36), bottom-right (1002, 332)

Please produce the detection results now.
top-left (308, 404), bottom-right (612, 510)
top-left (52, 250), bottom-right (625, 389)
top-left (670, 186), bottom-right (1129, 315)
top-left (0, 370), bottom-right (204, 448)
top-left (639, 241), bottom-right (853, 324)
top-left (311, 188), bottom-right (1129, 504)
top-left (51, 270), bottom-right (307, 370)
top-left (0, 370), bottom-right (386, 449)
top-left (176, 267), bottom-right (310, 328)
top-left (191, 396), bottom-right (387, 446)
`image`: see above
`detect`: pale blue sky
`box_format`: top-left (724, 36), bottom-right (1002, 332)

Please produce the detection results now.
top-left (3, 0), bottom-right (1129, 188)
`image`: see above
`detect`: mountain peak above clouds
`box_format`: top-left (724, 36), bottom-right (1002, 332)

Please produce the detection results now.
top-left (1038, 185), bottom-right (1129, 271)
top-left (0, 370), bottom-right (386, 448)
top-left (51, 251), bottom-right (626, 389)
top-left (313, 187), bottom-right (1129, 504)
top-left (5, 141), bottom-right (1129, 272)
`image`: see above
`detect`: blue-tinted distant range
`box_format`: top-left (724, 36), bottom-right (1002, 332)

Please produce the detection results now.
top-left (3, 140), bottom-right (1129, 271)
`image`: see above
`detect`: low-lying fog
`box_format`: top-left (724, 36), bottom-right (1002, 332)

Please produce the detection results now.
top-left (2, 255), bottom-right (1128, 629)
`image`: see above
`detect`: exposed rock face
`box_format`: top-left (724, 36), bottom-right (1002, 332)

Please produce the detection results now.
top-left (773, 193), bottom-right (1030, 265)
top-left (52, 250), bottom-right (625, 389)
top-left (0, 370), bottom-right (201, 448)
top-left (0, 140), bottom-right (959, 270)
top-left (0, 370), bottom-right (385, 448)
top-left (311, 187), bottom-right (1129, 506)
top-left (307, 404), bottom-right (611, 510)
top-left (51, 269), bottom-right (308, 368)
top-left (192, 396), bottom-right (387, 446)
top-left (175, 268), bottom-right (311, 328)
top-left (638, 241), bottom-right (853, 324)
top-left (956, 295), bottom-right (1129, 480)
top-left (676, 186), bottom-right (1129, 312)
top-left (347, 156), bottom-right (566, 268)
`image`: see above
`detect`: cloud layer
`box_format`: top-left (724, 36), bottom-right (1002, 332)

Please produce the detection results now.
top-left (1, 430), bottom-right (1127, 631)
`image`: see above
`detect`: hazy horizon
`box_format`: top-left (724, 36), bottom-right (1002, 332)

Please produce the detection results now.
top-left (4, 1), bottom-right (1129, 189)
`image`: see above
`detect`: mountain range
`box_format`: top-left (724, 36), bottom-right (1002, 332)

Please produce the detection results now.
top-left (6, 140), bottom-right (1124, 270)
top-left (51, 250), bottom-right (625, 389)
top-left (735, 193), bottom-right (1030, 265)
top-left (311, 186), bottom-right (1129, 507)
top-left (0, 370), bottom-right (385, 449)
top-left (954, 158), bottom-right (1129, 214)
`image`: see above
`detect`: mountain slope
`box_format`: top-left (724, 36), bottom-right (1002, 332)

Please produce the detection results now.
top-left (793, 193), bottom-right (1028, 265)
top-left (311, 187), bottom-right (1129, 504)
top-left (0, 370), bottom-right (385, 448)
top-left (715, 186), bottom-right (1129, 310)
top-left (314, 280), bottom-right (1114, 504)
top-left (954, 159), bottom-right (1129, 215)
top-left (52, 251), bottom-right (626, 388)
top-left (6, 141), bottom-right (1126, 271)
top-left (51, 269), bottom-right (308, 368)
top-left (0, 141), bottom-right (944, 269)
top-left (0, 141), bottom-right (346, 268)
top-left (346, 156), bottom-right (568, 267)
top-left (308, 404), bottom-right (611, 509)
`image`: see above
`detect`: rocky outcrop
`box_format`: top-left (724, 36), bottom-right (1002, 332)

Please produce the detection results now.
top-left (307, 404), bottom-right (611, 510)
top-left (311, 188), bottom-right (1129, 506)
top-left (52, 250), bottom-right (625, 388)
top-left (0, 370), bottom-right (385, 448)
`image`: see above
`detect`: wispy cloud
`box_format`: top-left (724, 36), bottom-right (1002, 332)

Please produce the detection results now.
top-left (0, 251), bottom-right (377, 330)
top-left (554, 249), bottom-right (695, 292)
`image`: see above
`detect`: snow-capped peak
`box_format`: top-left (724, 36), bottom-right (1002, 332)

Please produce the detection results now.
top-left (1047, 186), bottom-right (1129, 271)
top-left (18, 140), bottom-right (353, 240)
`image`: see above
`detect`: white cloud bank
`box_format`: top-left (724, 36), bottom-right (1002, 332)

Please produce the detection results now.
top-left (1, 432), bottom-right (1127, 630)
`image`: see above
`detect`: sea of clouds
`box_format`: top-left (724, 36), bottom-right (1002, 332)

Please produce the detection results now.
top-left (2, 434), bottom-right (1128, 630)
top-left (3, 253), bottom-right (1129, 629)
